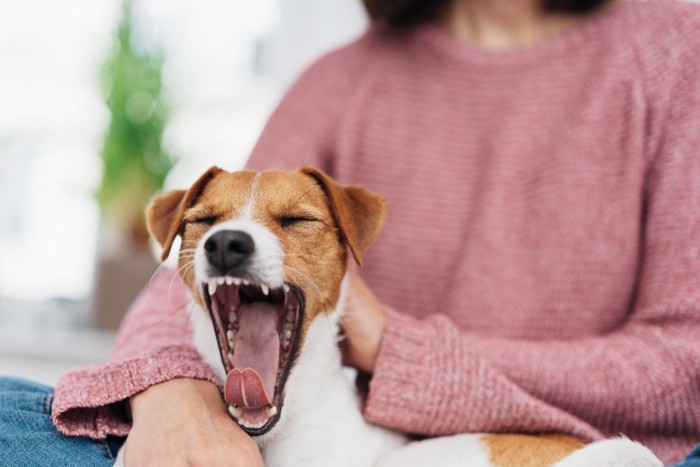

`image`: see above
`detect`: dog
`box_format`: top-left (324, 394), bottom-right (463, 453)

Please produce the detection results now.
top-left (115, 166), bottom-right (662, 467)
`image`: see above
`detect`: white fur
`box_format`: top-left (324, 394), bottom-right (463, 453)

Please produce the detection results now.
top-left (190, 296), bottom-right (226, 381)
top-left (193, 218), bottom-right (284, 290)
top-left (552, 438), bottom-right (663, 467)
top-left (376, 434), bottom-right (492, 467)
top-left (240, 172), bottom-right (260, 220)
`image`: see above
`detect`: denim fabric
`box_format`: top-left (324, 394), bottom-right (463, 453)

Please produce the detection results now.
top-left (0, 376), bottom-right (122, 466)
top-left (674, 444), bottom-right (700, 467)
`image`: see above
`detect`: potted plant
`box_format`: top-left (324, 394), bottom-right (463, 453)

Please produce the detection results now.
top-left (93, 2), bottom-right (175, 329)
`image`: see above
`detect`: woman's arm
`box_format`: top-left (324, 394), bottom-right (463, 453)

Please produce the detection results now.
top-left (52, 269), bottom-right (220, 438)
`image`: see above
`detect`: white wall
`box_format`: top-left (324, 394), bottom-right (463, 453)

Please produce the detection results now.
top-left (0, 0), bottom-right (367, 303)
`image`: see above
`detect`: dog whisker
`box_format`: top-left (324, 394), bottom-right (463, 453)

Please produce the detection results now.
top-left (147, 259), bottom-right (174, 289)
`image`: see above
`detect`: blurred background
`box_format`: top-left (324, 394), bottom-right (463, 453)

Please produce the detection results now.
top-left (0, 0), bottom-right (366, 384)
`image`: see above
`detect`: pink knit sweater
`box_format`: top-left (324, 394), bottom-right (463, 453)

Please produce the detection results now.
top-left (53, 1), bottom-right (700, 463)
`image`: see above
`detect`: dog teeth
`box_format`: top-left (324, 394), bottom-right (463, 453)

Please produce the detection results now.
top-left (266, 405), bottom-right (278, 417)
top-left (242, 279), bottom-right (250, 286)
top-left (240, 419), bottom-right (267, 429)
top-left (261, 284), bottom-right (269, 295)
top-left (282, 329), bottom-right (292, 349)
top-left (283, 322), bottom-right (294, 332)
top-left (225, 276), bottom-right (242, 286)
top-left (229, 405), bottom-right (242, 418)
top-left (208, 280), bottom-right (218, 296)
top-left (229, 311), bottom-right (237, 323)
top-left (283, 284), bottom-right (290, 293)
top-left (227, 330), bottom-right (236, 345)
top-left (227, 351), bottom-right (235, 365)
top-left (217, 277), bottom-right (225, 286)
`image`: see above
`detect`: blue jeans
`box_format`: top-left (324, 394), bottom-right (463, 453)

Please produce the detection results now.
top-left (0, 376), bottom-right (123, 466)
top-left (676, 445), bottom-right (700, 467)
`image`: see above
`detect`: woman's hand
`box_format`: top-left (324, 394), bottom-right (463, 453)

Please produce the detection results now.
top-left (341, 264), bottom-right (387, 373)
top-left (123, 378), bottom-right (263, 467)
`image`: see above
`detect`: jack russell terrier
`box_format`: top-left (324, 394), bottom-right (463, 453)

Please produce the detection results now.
top-left (116, 166), bottom-right (662, 467)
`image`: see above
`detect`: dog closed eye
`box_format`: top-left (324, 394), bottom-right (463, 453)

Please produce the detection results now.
top-left (278, 216), bottom-right (321, 228)
top-left (193, 215), bottom-right (219, 226)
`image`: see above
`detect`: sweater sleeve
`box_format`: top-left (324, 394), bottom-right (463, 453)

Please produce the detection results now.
top-left (51, 270), bottom-right (220, 438)
top-left (365, 149), bottom-right (700, 461)
top-left (50, 37), bottom-right (371, 439)
top-left (363, 34), bottom-right (700, 464)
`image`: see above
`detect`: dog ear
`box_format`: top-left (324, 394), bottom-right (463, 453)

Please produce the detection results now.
top-left (301, 167), bottom-right (387, 266)
top-left (146, 166), bottom-right (223, 261)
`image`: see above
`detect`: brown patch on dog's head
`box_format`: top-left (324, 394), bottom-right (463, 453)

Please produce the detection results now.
top-left (300, 166), bottom-right (386, 267)
top-left (146, 166), bottom-right (223, 261)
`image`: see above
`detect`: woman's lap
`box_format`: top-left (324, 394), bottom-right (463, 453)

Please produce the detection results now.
top-left (0, 376), bottom-right (121, 466)
top-left (0, 375), bottom-right (697, 466)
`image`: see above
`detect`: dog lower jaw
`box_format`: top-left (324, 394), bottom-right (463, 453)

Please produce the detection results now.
top-left (230, 400), bottom-right (278, 430)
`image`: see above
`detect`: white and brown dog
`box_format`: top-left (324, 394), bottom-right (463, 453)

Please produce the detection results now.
top-left (117, 166), bottom-right (662, 467)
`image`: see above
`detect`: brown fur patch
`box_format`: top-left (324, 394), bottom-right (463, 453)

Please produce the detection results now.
top-left (483, 434), bottom-right (584, 467)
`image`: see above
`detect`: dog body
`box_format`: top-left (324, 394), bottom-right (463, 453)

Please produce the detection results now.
top-left (114, 166), bottom-right (663, 467)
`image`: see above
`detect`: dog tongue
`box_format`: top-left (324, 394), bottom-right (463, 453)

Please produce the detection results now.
top-left (224, 302), bottom-right (279, 408)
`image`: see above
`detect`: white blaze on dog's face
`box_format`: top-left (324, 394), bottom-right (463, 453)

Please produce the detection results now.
top-left (146, 167), bottom-right (386, 436)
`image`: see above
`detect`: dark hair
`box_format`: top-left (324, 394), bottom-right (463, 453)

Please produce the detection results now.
top-left (362, 0), bottom-right (611, 28)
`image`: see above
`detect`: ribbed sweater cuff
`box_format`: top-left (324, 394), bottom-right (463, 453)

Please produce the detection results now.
top-left (363, 307), bottom-right (432, 433)
top-left (51, 346), bottom-right (220, 439)
top-left (363, 309), bottom-right (606, 441)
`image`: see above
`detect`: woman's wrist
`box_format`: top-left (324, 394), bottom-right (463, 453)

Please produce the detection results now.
top-left (342, 267), bottom-right (387, 373)
top-left (130, 378), bottom-right (223, 422)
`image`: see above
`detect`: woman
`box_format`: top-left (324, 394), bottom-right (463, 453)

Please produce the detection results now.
top-left (2, 0), bottom-right (699, 465)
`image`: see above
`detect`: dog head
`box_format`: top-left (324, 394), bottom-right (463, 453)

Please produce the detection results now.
top-left (146, 166), bottom-right (386, 435)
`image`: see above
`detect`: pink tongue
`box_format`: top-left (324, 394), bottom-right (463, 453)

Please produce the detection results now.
top-left (224, 302), bottom-right (280, 408)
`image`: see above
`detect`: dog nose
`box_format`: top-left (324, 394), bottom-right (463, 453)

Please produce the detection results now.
top-left (204, 230), bottom-right (255, 274)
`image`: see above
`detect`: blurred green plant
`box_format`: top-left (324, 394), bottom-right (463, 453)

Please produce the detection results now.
top-left (97, 1), bottom-right (174, 248)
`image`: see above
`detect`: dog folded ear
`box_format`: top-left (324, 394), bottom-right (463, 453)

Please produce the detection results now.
top-left (301, 167), bottom-right (387, 266)
top-left (146, 166), bottom-right (223, 261)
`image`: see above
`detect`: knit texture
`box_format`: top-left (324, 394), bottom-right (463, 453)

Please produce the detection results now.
top-left (53, 1), bottom-right (700, 463)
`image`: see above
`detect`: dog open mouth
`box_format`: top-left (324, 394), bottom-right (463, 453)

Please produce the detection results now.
top-left (202, 277), bottom-right (304, 435)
